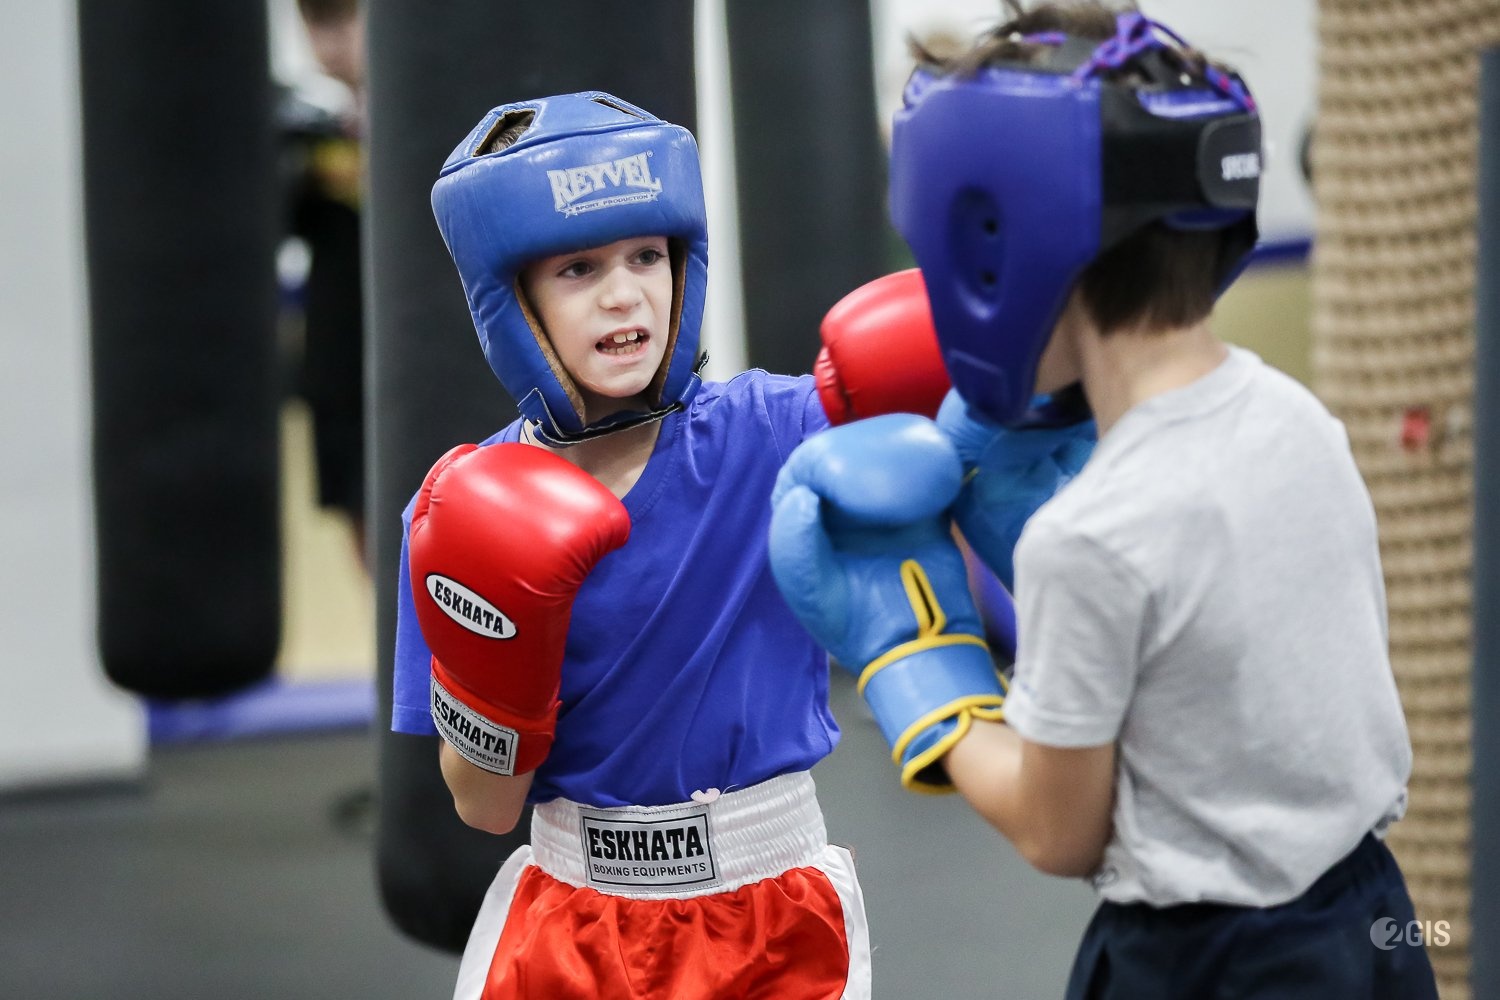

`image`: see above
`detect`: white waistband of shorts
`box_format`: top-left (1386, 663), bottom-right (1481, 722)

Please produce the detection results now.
top-left (530, 771), bottom-right (828, 899)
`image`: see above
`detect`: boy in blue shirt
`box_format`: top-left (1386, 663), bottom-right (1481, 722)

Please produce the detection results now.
top-left (393, 92), bottom-right (869, 999)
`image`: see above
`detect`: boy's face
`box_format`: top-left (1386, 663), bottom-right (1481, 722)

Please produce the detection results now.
top-left (303, 13), bottom-right (365, 93)
top-left (521, 236), bottom-right (674, 421)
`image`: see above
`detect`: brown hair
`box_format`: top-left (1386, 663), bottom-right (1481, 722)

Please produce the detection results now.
top-left (914, 1), bottom-right (1241, 336)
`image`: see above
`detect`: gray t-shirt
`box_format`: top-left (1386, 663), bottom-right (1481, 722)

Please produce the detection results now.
top-left (1005, 346), bottom-right (1411, 907)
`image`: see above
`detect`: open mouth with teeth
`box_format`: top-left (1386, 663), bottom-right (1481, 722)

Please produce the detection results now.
top-left (598, 330), bottom-right (649, 356)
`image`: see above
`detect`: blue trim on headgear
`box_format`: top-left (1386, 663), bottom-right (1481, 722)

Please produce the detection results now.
top-left (431, 92), bottom-right (709, 444)
top-left (889, 14), bottom-right (1261, 426)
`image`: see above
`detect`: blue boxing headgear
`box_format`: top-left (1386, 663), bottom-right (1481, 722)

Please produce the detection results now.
top-left (432, 92), bottom-right (709, 445)
top-left (889, 12), bottom-right (1261, 426)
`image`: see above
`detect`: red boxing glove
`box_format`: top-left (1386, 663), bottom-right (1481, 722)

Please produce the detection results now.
top-left (815, 268), bottom-right (952, 425)
top-left (408, 442), bottom-right (631, 776)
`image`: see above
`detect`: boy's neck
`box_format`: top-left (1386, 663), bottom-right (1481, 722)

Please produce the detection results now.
top-left (521, 418), bottom-right (662, 501)
top-left (1077, 319), bottom-right (1228, 436)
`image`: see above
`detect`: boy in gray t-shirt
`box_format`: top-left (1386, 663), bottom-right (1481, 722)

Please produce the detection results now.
top-left (1005, 344), bottom-right (1412, 909)
top-left (770, 3), bottom-right (1437, 997)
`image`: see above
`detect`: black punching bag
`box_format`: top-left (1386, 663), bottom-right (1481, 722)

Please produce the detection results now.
top-left (726, 0), bottom-right (893, 376)
top-left (77, 0), bottom-right (282, 699)
top-left (366, 0), bottom-right (696, 952)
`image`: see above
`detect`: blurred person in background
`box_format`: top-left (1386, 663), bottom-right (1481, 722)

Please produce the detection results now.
top-left (279, 0), bottom-right (368, 565)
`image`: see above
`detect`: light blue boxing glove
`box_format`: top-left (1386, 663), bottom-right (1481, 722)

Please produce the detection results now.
top-left (937, 389), bottom-right (1096, 592)
top-left (770, 413), bottom-right (1010, 793)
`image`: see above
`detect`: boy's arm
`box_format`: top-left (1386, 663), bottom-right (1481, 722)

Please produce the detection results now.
top-left (409, 443), bottom-right (630, 828)
top-left (944, 721), bottom-right (1115, 878)
top-left (955, 521), bottom-right (1141, 877)
top-left (771, 416), bottom-right (1009, 793)
top-left (439, 742), bottom-right (534, 835)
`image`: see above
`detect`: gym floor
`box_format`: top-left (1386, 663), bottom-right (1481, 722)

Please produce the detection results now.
top-left (0, 681), bottom-right (1101, 1000)
top-left (0, 686), bottom-right (1097, 1000)
top-left (0, 400), bottom-right (1100, 1000)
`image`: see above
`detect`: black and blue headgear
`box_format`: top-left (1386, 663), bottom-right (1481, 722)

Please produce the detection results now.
top-left (432, 92), bottom-right (709, 445)
top-left (889, 12), bottom-right (1262, 426)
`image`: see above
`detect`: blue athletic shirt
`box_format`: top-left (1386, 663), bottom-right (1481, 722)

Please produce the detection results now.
top-left (391, 370), bottom-right (837, 808)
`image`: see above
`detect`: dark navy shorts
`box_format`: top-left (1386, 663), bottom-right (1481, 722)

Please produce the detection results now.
top-left (1065, 834), bottom-right (1439, 1000)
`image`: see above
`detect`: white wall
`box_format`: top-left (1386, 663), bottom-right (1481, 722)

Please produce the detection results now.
top-left (871, 0), bottom-right (1318, 242)
top-left (0, 3), bottom-right (147, 790)
top-left (694, 0), bottom-right (749, 381)
top-left (272, 0), bottom-right (1317, 379)
top-left (699, 0), bottom-right (1321, 374)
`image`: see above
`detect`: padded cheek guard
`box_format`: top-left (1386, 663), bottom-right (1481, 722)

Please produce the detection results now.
top-left (431, 92), bottom-right (709, 445)
top-left (888, 13), bottom-right (1262, 428)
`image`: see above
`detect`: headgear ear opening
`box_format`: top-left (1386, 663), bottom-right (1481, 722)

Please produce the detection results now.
top-left (476, 110), bottom-right (536, 155)
top-left (511, 274), bottom-right (585, 424)
top-left (644, 238), bottom-right (691, 408)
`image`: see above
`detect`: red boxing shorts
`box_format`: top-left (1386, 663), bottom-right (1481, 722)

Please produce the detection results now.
top-left (453, 772), bottom-right (871, 999)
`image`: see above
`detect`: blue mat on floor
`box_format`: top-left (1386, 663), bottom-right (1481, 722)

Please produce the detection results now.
top-left (147, 677), bottom-right (376, 744)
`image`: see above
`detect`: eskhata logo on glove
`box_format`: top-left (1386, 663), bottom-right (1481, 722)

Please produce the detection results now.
top-left (426, 574), bottom-right (516, 639)
top-left (547, 152), bottom-right (663, 216)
